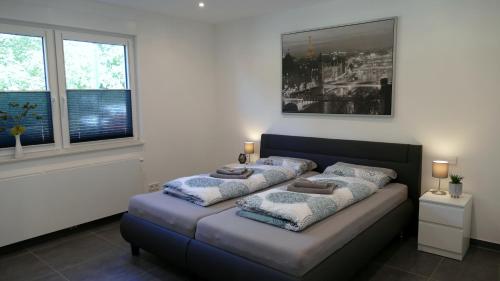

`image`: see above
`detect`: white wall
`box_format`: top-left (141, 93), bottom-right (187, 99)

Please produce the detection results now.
top-left (0, 0), bottom-right (218, 186)
top-left (213, 0), bottom-right (500, 243)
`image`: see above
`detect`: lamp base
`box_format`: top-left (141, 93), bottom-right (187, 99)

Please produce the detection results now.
top-left (431, 190), bottom-right (447, 195)
top-left (431, 178), bottom-right (447, 195)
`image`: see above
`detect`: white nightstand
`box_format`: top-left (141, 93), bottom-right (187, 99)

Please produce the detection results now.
top-left (417, 191), bottom-right (472, 260)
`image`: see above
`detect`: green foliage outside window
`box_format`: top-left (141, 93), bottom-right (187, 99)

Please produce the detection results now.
top-left (63, 40), bottom-right (127, 90)
top-left (0, 33), bottom-right (127, 92)
top-left (0, 33), bottom-right (46, 91)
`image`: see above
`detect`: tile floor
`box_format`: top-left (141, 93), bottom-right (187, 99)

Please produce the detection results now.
top-left (1, 215), bottom-right (499, 281)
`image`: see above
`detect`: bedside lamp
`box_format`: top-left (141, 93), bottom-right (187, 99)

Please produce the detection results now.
top-left (244, 142), bottom-right (255, 164)
top-left (432, 160), bottom-right (449, 195)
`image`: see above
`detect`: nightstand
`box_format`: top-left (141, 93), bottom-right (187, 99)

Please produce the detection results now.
top-left (417, 191), bottom-right (472, 260)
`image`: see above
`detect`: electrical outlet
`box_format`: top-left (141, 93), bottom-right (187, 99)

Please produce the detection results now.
top-left (148, 182), bottom-right (161, 192)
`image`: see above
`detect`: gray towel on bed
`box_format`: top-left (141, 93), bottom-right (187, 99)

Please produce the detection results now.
top-left (216, 167), bottom-right (248, 175)
top-left (287, 183), bottom-right (335, 194)
top-left (210, 169), bottom-right (254, 179)
top-left (293, 178), bottom-right (331, 189)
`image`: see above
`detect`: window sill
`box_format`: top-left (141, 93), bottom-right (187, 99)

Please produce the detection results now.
top-left (0, 140), bottom-right (144, 165)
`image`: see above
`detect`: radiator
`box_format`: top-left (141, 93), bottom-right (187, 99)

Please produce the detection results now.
top-left (0, 156), bottom-right (144, 247)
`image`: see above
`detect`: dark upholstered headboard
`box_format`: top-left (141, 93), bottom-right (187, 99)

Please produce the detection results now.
top-left (260, 134), bottom-right (422, 215)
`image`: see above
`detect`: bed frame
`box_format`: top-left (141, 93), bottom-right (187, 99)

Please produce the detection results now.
top-left (121, 134), bottom-right (422, 281)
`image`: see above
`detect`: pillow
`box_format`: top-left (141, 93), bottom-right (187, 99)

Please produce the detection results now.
top-left (255, 158), bottom-right (274, 165)
top-left (256, 156), bottom-right (317, 175)
top-left (268, 156), bottom-right (318, 171)
top-left (324, 162), bottom-right (397, 188)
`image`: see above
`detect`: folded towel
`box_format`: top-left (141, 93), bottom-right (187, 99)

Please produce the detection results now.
top-left (287, 184), bottom-right (335, 194)
top-left (216, 167), bottom-right (248, 175)
top-left (210, 169), bottom-right (254, 179)
top-left (293, 178), bottom-right (331, 189)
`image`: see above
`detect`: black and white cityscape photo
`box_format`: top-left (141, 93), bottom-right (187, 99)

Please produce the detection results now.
top-left (282, 18), bottom-right (396, 115)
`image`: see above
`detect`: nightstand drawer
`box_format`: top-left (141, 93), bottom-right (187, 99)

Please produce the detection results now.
top-left (418, 221), bottom-right (463, 253)
top-left (420, 201), bottom-right (464, 228)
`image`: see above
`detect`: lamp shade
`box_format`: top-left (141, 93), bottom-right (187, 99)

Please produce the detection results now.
top-left (432, 160), bottom-right (449, 179)
top-left (244, 142), bottom-right (255, 154)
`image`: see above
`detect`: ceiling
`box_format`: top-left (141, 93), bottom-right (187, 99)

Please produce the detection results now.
top-left (91, 0), bottom-right (331, 23)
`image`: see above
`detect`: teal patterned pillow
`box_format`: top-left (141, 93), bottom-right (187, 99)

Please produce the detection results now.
top-left (256, 156), bottom-right (317, 175)
top-left (268, 156), bottom-right (317, 171)
top-left (256, 158), bottom-right (274, 165)
top-left (324, 162), bottom-right (397, 188)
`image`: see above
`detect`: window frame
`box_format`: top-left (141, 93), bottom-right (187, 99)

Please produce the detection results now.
top-left (0, 22), bottom-right (141, 161)
top-left (0, 23), bottom-right (63, 156)
top-left (55, 31), bottom-right (139, 148)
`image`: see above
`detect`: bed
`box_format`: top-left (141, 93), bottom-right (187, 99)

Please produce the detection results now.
top-left (120, 134), bottom-right (422, 280)
top-left (126, 171), bottom-right (319, 238)
top-left (121, 168), bottom-right (319, 267)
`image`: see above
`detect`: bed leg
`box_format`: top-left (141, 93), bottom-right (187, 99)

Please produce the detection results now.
top-left (131, 244), bottom-right (140, 256)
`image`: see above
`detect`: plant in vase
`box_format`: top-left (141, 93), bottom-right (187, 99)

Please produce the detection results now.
top-left (449, 174), bottom-right (464, 198)
top-left (0, 102), bottom-right (42, 159)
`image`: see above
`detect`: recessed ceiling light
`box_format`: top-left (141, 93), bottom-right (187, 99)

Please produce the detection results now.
top-left (198, 2), bottom-right (205, 8)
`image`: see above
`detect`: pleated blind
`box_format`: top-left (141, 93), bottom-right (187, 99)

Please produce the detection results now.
top-left (0, 92), bottom-right (54, 148)
top-left (67, 89), bottom-right (133, 143)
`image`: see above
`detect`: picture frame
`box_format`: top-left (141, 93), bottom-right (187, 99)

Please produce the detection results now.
top-left (281, 17), bottom-right (397, 116)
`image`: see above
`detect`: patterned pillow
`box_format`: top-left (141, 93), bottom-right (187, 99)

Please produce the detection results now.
top-left (323, 162), bottom-right (397, 188)
top-left (256, 156), bottom-right (317, 176)
top-left (255, 158), bottom-right (274, 165)
top-left (268, 156), bottom-right (317, 170)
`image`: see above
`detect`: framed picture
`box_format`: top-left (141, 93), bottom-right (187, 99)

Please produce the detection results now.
top-left (281, 18), bottom-right (397, 116)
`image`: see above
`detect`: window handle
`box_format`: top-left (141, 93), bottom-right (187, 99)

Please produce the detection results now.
top-left (60, 96), bottom-right (67, 116)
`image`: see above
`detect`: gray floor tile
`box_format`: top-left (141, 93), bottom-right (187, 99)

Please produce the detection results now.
top-left (140, 260), bottom-right (191, 281)
top-left (91, 220), bottom-right (122, 234)
top-left (60, 249), bottom-right (149, 281)
top-left (353, 263), bottom-right (427, 281)
top-left (94, 225), bottom-right (129, 249)
top-left (32, 233), bottom-right (118, 271)
top-left (0, 252), bottom-right (56, 281)
top-left (380, 237), bottom-right (442, 276)
top-left (430, 246), bottom-right (500, 281)
top-left (466, 245), bottom-right (500, 265)
top-left (120, 251), bottom-right (192, 281)
top-left (29, 231), bottom-right (92, 253)
top-left (0, 248), bottom-right (29, 262)
top-left (119, 251), bottom-right (168, 273)
top-left (374, 237), bottom-right (406, 263)
top-left (139, 270), bottom-right (192, 281)
top-left (33, 273), bottom-right (68, 281)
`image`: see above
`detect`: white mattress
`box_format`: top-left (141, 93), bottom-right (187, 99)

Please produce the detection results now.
top-left (195, 183), bottom-right (408, 276)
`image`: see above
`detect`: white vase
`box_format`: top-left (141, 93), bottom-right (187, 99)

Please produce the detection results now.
top-left (449, 183), bottom-right (463, 198)
top-left (14, 134), bottom-right (24, 159)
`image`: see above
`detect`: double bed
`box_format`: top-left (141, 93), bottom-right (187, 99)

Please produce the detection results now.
top-left (120, 134), bottom-right (422, 281)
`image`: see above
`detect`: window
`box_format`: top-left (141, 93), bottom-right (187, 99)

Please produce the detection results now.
top-left (0, 33), bottom-right (46, 91)
top-left (0, 23), bottom-right (138, 157)
top-left (0, 30), bottom-right (55, 149)
top-left (60, 38), bottom-right (133, 144)
top-left (63, 40), bottom-right (127, 90)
